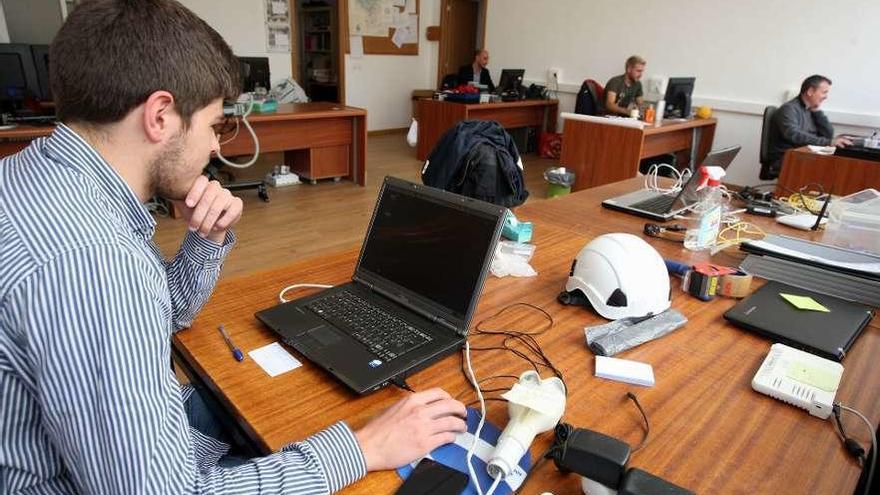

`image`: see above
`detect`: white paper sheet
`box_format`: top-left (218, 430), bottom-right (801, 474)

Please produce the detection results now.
top-left (271, 0), bottom-right (287, 15)
top-left (405, 0), bottom-right (416, 14)
top-left (350, 35), bottom-right (364, 58)
top-left (249, 342), bottom-right (302, 377)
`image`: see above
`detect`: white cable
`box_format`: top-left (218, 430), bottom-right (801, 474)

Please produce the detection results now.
top-left (485, 473), bottom-right (503, 495)
top-left (836, 403), bottom-right (877, 494)
top-left (643, 163), bottom-right (691, 195)
top-left (278, 283), bottom-right (333, 303)
top-left (218, 118), bottom-right (240, 145)
top-left (464, 340), bottom-right (488, 495)
top-left (216, 94), bottom-right (260, 169)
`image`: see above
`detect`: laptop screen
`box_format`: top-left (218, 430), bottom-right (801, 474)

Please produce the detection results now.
top-left (671, 145), bottom-right (740, 211)
top-left (356, 180), bottom-right (502, 323)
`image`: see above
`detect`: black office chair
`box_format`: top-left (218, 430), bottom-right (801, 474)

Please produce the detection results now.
top-left (758, 105), bottom-right (778, 180)
top-left (440, 73), bottom-right (459, 91)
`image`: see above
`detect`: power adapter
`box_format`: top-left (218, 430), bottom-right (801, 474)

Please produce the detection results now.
top-left (546, 424), bottom-right (630, 490)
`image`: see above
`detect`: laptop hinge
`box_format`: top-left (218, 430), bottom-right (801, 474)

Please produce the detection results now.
top-left (354, 276), bottom-right (460, 333)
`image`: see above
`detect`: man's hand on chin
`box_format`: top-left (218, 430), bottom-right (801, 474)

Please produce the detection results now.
top-left (174, 175), bottom-right (243, 244)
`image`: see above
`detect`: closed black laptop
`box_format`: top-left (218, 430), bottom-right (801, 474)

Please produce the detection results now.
top-left (723, 281), bottom-right (875, 361)
top-left (255, 177), bottom-right (506, 393)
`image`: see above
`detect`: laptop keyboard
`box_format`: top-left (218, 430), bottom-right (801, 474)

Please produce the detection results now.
top-left (630, 194), bottom-right (677, 214)
top-left (306, 290), bottom-right (433, 361)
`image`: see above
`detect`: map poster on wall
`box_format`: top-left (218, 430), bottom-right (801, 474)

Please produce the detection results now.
top-left (265, 0), bottom-right (291, 52)
top-left (349, 0), bottom-right (398, 37)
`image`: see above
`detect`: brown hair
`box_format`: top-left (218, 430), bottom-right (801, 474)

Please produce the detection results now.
top-left (50, 0), bottom-right (241, 127)
top-left (626, 55), bottom-right (646, 68)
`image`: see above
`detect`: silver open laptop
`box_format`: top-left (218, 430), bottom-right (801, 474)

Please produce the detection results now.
top-left (601, 146), bottom-right (741, 221)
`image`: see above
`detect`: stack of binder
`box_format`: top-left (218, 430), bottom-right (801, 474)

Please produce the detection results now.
top-left (739, 235), bottom-right (880, 307)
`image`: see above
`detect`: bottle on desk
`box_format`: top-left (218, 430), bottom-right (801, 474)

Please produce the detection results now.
top-left (684, 166), bottom-right (726, 251)
top-left (644, 104), bottom-right (656, 124)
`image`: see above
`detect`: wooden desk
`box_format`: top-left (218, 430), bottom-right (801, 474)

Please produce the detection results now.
top-left (0, 124), bottom-right (53, 158)
top-left (220, 102), bottom-right (367, 185)
top-left (777, 146), bottom-right (880, 197)
top-left (173, 178), bottom-right (878, 494)
top-left (0, 103), bottom-right (368, 186)
top-left (561, 117), bottom-right (716, 192)
top-left (416, 99), bottom-right (559, 160)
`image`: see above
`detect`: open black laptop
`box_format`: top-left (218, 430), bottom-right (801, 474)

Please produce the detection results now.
top-left (601, 145), bottom-right (740, 221)
top-left (255, 177), bottom-right (506, 394)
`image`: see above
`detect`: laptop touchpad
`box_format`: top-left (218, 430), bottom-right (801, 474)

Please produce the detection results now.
top-left (308, 326), bottom-right (341, 346)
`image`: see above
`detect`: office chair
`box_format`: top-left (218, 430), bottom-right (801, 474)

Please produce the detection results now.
top-left (440, 73), bottom-right (459, 90)
top-left (758, 105), bottom-right (778, 180)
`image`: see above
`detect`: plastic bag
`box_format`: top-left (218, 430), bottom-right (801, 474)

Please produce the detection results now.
top-left (544, 167), bottom-right (575, 186)
top-left (406, 118), bottom-right (418, 147)
top-left (584, 309), bottom-right (687, 356)
top-left (272, 78), bottom-right (309, 103)
top-left (490, 242), bottom-right (537, 278)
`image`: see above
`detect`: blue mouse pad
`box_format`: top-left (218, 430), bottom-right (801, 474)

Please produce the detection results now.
top-left (396, 407), bottom-right (532, 495)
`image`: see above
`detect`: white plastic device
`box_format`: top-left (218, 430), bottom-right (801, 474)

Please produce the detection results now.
top-left (776, 213), bottom-right (826, 230)
top-left (752, 343), bottom-right (843, 419)
top-left (487, 371), bottom-right (566, 482)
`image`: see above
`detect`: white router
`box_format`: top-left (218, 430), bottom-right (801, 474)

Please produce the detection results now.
top-left (752, 343), bottom-right (843, 419)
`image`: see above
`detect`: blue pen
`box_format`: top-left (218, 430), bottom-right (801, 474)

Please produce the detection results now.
top-left (218, 324), bottom-right (244, 362)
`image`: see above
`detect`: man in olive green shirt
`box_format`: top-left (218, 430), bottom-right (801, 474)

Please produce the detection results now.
top-left (605, 55), bottom-right (645, 116)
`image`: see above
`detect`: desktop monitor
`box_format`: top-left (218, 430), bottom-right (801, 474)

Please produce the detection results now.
top-left (0, 43), bottom-right (41, 110)
top-left (238, 56), bottom-right (271, 93)
top-left (664, 77), bottom-right (696, 118)
top-left (30, 45), bottom-right (52, 101)
top-left (496, 69), bottom-right (525, 97)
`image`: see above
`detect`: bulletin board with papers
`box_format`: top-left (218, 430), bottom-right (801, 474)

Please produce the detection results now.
top-left (346, 0), bottom-right (419, 56)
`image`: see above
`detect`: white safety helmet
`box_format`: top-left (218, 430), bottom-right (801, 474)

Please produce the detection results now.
top-left (560, 233), bottom-right (670, 320)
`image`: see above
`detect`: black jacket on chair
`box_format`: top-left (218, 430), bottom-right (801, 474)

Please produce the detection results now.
top-left (457, 65), bottom-right (495, 93)
top-left (422, 120), bottom-right (528, 208)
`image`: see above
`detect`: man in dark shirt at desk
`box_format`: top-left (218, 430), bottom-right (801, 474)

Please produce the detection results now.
top-left (458, 49), bottom-right (495, 92)
top-left (766, 74), bottom-right (852, 178)
top-left (604, 55), bottom-right (645, 116)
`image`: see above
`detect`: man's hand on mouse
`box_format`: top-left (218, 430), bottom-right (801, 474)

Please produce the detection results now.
top-left (355, 388), bottom-right (467, 472)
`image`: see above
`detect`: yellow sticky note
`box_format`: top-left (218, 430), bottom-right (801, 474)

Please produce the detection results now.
top-left (780, 293), bottom-right (830, 312)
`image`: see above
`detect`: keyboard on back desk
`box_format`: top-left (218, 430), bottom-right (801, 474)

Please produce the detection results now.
top-left (306, 290), bottom-right (433, 361)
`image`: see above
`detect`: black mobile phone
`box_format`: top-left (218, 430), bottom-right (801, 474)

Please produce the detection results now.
top-left (395, 459), bottom-right (470, 495)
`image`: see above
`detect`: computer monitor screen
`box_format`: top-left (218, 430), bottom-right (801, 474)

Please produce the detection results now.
top-left (664, 77), bottom-right (696, 118)
top-left (0, 44), bottom-right (40, 105)
top-left (31, 45), bottom-right (52, 101)
top-left (497, 69), bottom-right (525, 95)
top-left (237, 56), bottom-right (271, 93)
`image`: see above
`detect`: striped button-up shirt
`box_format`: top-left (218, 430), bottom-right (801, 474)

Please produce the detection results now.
top-left (0, 125), bottom-right (366, 493)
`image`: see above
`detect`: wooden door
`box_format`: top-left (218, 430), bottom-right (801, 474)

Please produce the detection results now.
top-left (438, 0), bottom-right (481, 88)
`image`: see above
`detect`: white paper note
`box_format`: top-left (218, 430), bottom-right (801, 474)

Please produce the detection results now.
top-left (249, 342), bottom-right (302, 377)
top-left (350, 35), bottom-right (364, 58)
top-left (271, 0), bottom-right (287, 15)
top-left (392, 0), bottom-right (406, 6)
top-left (405, 0), bottom-right (416, 14)
top-left (391, 28), bottom-right (406, 48)
top-left (275, 33), bottom-right (290, 47)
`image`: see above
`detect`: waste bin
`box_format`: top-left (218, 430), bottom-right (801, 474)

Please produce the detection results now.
top-left (544, 167), bottom-right (575, 198)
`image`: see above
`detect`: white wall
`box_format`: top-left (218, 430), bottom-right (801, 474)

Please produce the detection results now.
top-left (345, 0), bottom-right (440, 131)
top-left (0, 3), bottom-right (9, 43)
top-left (485, 0), bottom-right (880, 186)
top-left (179, 0), bottom-right (292, 86)
top-left (1, 0), bottom-right (62, 44)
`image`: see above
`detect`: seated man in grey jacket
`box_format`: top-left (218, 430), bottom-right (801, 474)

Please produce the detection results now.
top-left (766, 74), bottom-right (852, 178)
